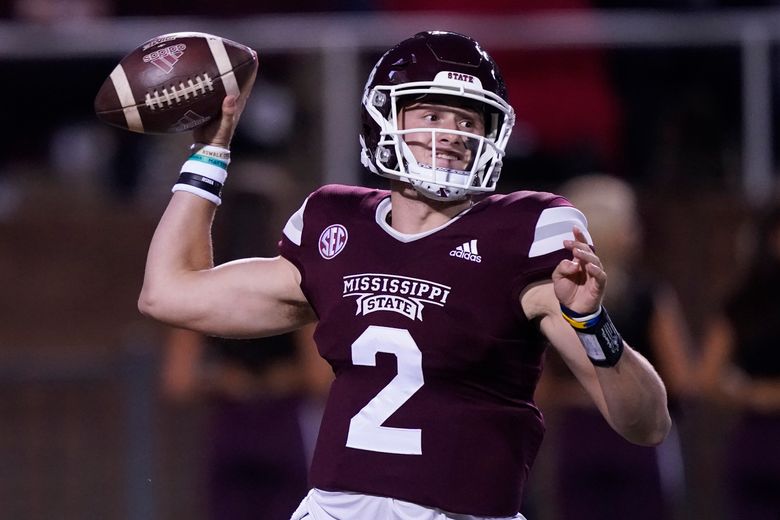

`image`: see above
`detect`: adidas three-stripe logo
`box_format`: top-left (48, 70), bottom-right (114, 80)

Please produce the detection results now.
top-left (450, 239), bottom-right (482, 263)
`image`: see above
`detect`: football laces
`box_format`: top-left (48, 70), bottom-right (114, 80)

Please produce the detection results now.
top-left (144, 73), bottom-right (215, 110)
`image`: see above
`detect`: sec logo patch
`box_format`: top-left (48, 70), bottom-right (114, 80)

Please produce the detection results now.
top-left (319, 224), bottom-right (348, 259)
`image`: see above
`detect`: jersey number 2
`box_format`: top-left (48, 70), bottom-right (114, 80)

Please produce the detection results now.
top-left (346, 325), bottom-right (424, 455)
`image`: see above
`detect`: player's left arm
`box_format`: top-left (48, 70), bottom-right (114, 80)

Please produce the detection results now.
top-left (522, 227), bottom-right (671, 446)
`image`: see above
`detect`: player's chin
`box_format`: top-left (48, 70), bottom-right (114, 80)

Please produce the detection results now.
top-left (397, 181), bottom-right (422, 198)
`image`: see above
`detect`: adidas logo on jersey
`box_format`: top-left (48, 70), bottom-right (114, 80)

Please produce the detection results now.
top-left (450, 239), bottom-right (482, 263)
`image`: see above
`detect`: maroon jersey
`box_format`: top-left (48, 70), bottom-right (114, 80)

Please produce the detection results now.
top-left (279, 184), bottom-right (582, 516)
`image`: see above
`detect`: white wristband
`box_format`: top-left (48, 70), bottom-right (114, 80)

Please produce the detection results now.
top-left (172, 183), bottom-right (222, 206)
top-left (173, 144), bottom-right (231, 206)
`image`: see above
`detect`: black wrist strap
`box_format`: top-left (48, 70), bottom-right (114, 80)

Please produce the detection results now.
top-left (572, 308), bottom-right (624, 367)
top-left (175, 171), bottom-right (223, 198)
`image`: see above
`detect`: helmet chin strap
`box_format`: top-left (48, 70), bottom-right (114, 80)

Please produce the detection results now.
top-left (411, 183), bottom-right (468, 202)
top-left (408, 164), bottom-right (471, 201)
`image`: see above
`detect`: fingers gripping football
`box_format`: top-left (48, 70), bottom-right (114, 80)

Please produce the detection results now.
top-left (552, 226), bottom-right (606, 314)
top-left (194, 63), bottom-right (257, 148)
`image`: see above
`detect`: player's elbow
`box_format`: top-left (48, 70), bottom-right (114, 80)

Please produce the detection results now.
top-left (137, 284), bottom-right (171, 322)
top-left (635, 422), bottom-right (671, 447)
top-left (138, 282), bottom-right (204, 330)
top-left (137, 287), bottom-right (158, 318)
top-left (621, 409), bottom-right (672, 447)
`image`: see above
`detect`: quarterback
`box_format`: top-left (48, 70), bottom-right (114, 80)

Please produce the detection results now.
top-left (139, 31), bottom-right (671, 519)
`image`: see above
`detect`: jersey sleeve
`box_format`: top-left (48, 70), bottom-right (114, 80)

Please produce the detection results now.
top-left (277, 184), bottom-right (357, 313)
top-left (528, 205), bottom-right (592, 258)
top-left (511, 195), bottom-right (592, 295)
top-left (278, 194), bottom-right (309, 267)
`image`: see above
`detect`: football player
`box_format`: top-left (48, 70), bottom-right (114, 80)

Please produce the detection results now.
top-left (139, 31), bottom-right (671, 519)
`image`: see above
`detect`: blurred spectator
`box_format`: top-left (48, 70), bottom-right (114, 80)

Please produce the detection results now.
top-left (535, 174), bottom-right (695, 520)
top-left (697, 202), bottom-right (780, 520)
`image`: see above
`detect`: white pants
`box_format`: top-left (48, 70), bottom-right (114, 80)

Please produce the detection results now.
top-left (291, 489), bottom-right (527, 520)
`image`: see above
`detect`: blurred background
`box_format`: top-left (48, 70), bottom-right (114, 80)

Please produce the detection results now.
top-left (2, 1), bottom-right (780, 519)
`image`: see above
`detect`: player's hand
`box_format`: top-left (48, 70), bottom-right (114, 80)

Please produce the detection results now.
top-left (193, 58), bottom-right (258, 148)
top-left (552, 226), bottom-right (606, 314)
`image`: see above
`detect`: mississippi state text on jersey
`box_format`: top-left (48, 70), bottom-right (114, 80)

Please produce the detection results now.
top-left (279, 184), bottom-right (586, 516)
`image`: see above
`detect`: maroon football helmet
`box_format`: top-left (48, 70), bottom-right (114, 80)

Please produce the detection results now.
top-left (360, 31), bottom-right (515, 201)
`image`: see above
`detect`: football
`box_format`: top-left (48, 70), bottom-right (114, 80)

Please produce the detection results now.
top-left (94, 32), bottom-right (258, 134)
